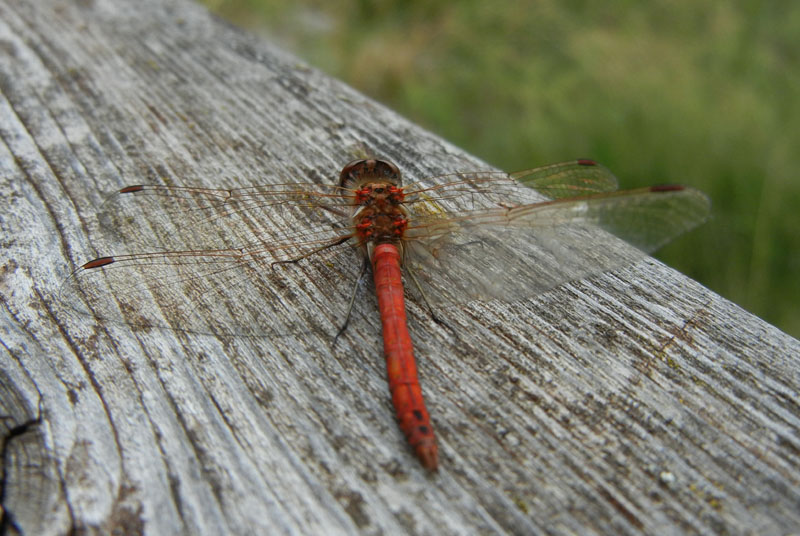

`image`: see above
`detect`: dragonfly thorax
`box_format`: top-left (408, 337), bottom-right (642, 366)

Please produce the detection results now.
top-left (340, 159), bottom-right (409, 262)
top-left (352, 193), bottom-right (409, 248)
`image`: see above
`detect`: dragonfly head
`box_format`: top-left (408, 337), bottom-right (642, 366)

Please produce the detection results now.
top-left (339, 159), bottom-right (402, 189)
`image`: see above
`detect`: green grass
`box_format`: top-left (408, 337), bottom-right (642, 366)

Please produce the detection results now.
top-left (202, 0), bottom-right (800, 338)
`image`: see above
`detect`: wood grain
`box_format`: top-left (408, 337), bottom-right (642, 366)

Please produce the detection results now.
top-left (1, 1), bottom-right (798, 534)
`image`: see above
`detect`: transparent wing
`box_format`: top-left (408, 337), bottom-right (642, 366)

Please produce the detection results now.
top-left (403, 159), bottom-right (618, 208)
top-left (99, 182), bottom-right (355, 252)
top-left (59, 233), bottom-right (367, 338)
top-left (509, 159), bottom-right (618, 197)
top-left (404, 183), bottom-right (711, 304)
top-left (63, 181), bottom-right (369, 337)
top-left (61, 160), bottom-right (709, 336)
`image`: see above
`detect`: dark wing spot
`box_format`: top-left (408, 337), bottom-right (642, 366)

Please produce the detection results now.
top-left (119, 185), bottom-right (144, 193)
top-left (650, 184), bottom-right (685, 192)
top-left (82, 257), bottom-right (115, 269)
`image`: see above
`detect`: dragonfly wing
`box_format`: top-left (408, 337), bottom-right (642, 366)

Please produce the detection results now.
top-left (403, 160), bottom-right (619, 209)
top-left (59, 239), bottom-right (367, 338)
top-left (509, 159), bottom-right (619, 198)
top-left (504, 185), bottom-right (711, 253)
top-left (405, 224), bottom-right (641, 304)
top-left (99, 183), bottom-right (353, 252)
top-left (405, 185), bottom-right (710, 304)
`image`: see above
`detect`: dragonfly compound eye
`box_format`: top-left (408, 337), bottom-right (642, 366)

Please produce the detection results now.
top-left (375, 160), bottom-right (402, 185)
top-left (339, 159), bottom-right (402, 188)
top-left (339, 159), bottom-right (367, 188)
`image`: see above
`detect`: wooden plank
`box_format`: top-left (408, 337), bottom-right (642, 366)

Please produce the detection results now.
top-left (1, 0), bottom-right (798, 534)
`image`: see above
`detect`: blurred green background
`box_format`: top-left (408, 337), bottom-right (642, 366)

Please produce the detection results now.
top-left (201, 0), bottom-right (800, 338)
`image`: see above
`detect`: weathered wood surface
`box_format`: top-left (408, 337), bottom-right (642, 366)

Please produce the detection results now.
top-left (1, 0), bottom-right (799, 534)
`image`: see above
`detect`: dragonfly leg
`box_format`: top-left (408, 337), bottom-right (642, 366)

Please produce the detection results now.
top-left (269, 235), bottom-right (351, 269)
top-left (333, 256), bottom-right (369, 345)
top-left (406, 265), bottom-right (455, 334)
top-left (318, 205), bottom-right (350, 218)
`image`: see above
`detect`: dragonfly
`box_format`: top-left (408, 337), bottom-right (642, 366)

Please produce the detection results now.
top-left (62, 158), bottom-right (711, 471)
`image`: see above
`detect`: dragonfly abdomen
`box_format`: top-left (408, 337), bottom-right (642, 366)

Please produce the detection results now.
top-left (372, 243), bottom-right (438, 471)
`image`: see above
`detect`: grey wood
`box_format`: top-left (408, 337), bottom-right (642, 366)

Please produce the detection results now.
top-left (1, 0), bottom-right (798, 534)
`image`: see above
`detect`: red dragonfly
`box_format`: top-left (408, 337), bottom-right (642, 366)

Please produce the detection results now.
top-left (62, 158), bottom-right (710, 471)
